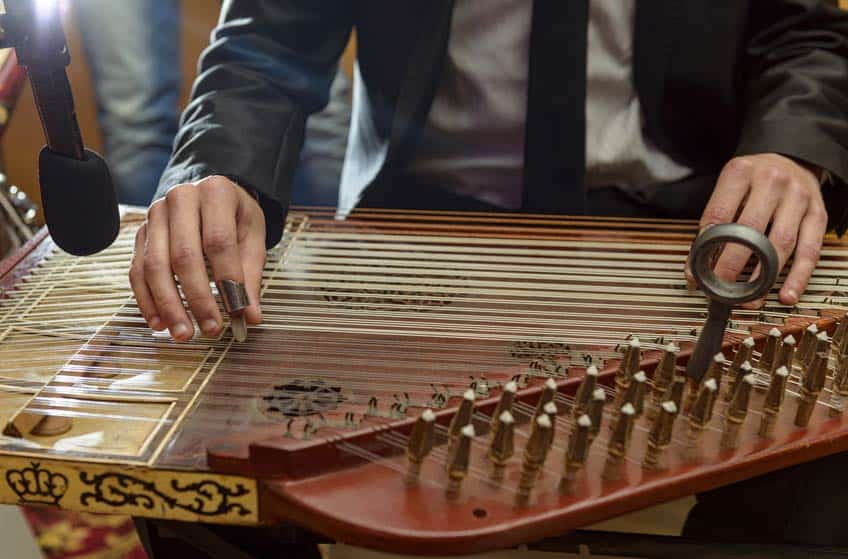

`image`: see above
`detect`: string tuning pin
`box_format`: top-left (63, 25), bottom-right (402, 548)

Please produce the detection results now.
top-left (603, 403), bottom-right (636, 481)
top-left (488, 411), bottom-right (515, 481)
top-left (722, 373), bottom-right (756, 449)
top-left (517, 414), bottom-right (553, 504)
top-left (560, 414), bottom-right (592, 493)
top-left (795, 352), bottom-right (829, 428)
top-left (664, 375), bottom-right (687, 413)
top-left (774, 335), bottom-right (797, 375)
top-left (796, 323), bottom-right (819, 367)
top-left (813, 331), bottom-right (831, 363)
top-left (759, 365), bottom-right (790, 438)
top-left (684, 354), bottom-right (721, 413)
top-left (542, 401), bottom-right (558, 447)
top-left (367, 396), bottom-right (379, 416)
top-left (758, 327), bottom-right (782, 374)
top-left (491, 381), bottom-right (517, 432)
top-left (572, 366), bottom-right (598, 419)
top-left (686, 378), bottom-right (718, 444)
top-left (613, 338), bottom-right (640, 407)
top-left (832, 312), bottom-right (848, 354)
top-left (629, 371), bottom-right (648, 418)
top-left (448, 389), bottom-right (475, 444)
top-left (830, 355), bottom-right (848, 417)
top-left (587, 388), bottom-right (606, 443)
top-left (623, 337), bottom-right (642, 376)
top-left (446, 424), bottom-right (475, 498)
top-left (724, 338), bottom-right (755, 400)
top-left (705, 352), bottom-right (726, 390)
top-left (648, 343), bottom-right (679, 420)
top-left (612, 371), bottom-right (647, 428)
top-left (725, 360), bottom-right (753, 403)
top-left (406, 409), bottom-right (436, 483)
top-left (534, 377), bottom-right (558, 419)
top-left (644, 401), bottom-right (678, 469)
top-left (476, 375), bottom-right (490, 397)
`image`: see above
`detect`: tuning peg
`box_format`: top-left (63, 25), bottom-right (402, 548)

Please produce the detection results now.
top-left (491, 380), bottom-right (517, 432)
top-left (795, 352), bottom-right (828, 427)
top-left (573, 366), bottom-right (598, 419)
top-left (517, 414), bottom-right (553, 503)
top-left (587, 388), bottom-right (606, 443)
top-left (533, 378), bottom-right (558, 419)
top-left (773, 335), bottom-right (796, 375)
top-left (648, 343), bottom-right (679, 420)
top-left (560, 414), bottom-right (592, 493)
top-left (724, 338), bottom-right (754, 401)
top-left (644, 400), bottom-right (678, 469)
top-left (759, 365), bottom-right (790, 438)
top-left (722, 373), bottom-right (755, 449)
top-left (796, 323), bottom-right (819, 367)
top-left (758, 327), bottom-right (782, 373)
top-left (488, 411), bottom-right (515, 481)
top-left (687, 378), bottom-right (718, 443)
top-left (604, 403), bottom-right (636, 481)
top-left (446, 424), bottom-right (475, 497)
top-left (448, 389), bottom-right (475, 443)
top-left (406, 409), bottom-right (436, 482)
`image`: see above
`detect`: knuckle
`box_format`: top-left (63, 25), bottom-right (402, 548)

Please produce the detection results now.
top-left (147, 198), bottom-right (167, 217)
top-left (797, 240), bottom-right (822, 262)
top-left (808, 205), bottom-right (828, 225)
top-left (185, 295), bottom-right (216, 317)
top-left (771, 229), bottom-right (797, 252)
top-left (165, 183), bottom-right (194, 203)
top-left (700, 206), bottom-right (733, 227)
top-left (724, 157), bottom-right (753, 176)
top-left (202, 228), bottom-right (236, 255)
top-left (198, 176), bottom-right (236, 198)
top-left (170, 244), bottom-right (200, 270)
top-left (761, 166), bottom-right (790, 188)
top-left (787, 181), bottom-right (810, 201)
top-left (143, 255), bottom-right (170, 276)
top-left (735, 215), bottom-right (763, 230)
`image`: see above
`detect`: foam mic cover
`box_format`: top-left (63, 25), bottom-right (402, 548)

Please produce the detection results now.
top-left (38, 147), bottom-right (120, 256)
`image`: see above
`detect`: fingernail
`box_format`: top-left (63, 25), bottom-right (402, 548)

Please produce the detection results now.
top-left (785, 289), bottom-right (798, 304)
top-left (171, 323), bottom-right (192, 340)
top-left (149, 316), bottom-right (162, 330)
top-left (201, 319), bottom-right (219, 335)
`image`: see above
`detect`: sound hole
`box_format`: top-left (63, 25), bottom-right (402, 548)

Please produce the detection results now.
top-left (261, 379), bottom-right (346, 418)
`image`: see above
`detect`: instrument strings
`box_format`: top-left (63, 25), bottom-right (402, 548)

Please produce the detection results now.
top-left (0, 209), bottom-right (845, 471)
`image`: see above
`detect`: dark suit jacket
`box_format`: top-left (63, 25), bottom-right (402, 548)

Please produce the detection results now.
top-left (157, 0), bottom-right (848, 247)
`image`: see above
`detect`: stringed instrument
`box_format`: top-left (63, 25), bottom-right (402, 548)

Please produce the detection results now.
top-left (1, 207), bottom-right (847, 555)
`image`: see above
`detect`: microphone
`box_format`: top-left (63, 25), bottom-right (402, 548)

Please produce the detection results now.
top-left (38, 147), bottom-right (119, 256)
top-left (1, 0), bottom-right (120, 256)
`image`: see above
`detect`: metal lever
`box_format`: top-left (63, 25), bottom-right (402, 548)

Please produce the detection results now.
top-left (685, 223), bottom-right (778, 382)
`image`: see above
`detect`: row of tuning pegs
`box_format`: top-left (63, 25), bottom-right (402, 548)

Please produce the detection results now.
top-left (405, 318), bottom-right (848, 502)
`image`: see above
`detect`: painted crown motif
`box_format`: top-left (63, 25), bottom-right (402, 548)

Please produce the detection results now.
top-left (6, 462), bottom-right (68, 505)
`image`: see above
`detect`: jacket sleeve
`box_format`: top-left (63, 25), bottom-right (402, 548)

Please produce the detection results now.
top-left (155, 0), bottom-right (354, 247)
top-left (736, 0), bottom-right (848, 234)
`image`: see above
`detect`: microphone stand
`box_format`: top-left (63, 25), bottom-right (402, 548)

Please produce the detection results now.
top-left (0, 0), bottom-right (119, 255)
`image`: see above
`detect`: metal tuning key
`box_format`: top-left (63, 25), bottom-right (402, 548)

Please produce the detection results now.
top-left (686, 224), bottom-right (779, 383)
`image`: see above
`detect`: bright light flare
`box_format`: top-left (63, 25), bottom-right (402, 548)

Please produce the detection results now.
top-left (34, 0), bottom-right (60, 20)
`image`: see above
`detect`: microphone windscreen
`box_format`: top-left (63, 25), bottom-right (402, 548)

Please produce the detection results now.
top-left (38, 147), bottom-right (120, 256)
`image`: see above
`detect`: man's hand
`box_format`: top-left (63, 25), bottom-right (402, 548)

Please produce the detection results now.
top-left (129, 176), bottom-right (266, 341)
top-left (686, 153), bottom-right (828, 308)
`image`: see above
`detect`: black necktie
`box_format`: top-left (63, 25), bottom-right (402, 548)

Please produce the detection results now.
top-left (521, 0), bottom-right (589, 214)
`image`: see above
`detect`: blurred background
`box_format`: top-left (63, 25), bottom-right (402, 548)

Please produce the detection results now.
top-left (2, 0), bottom-right (356, 224)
